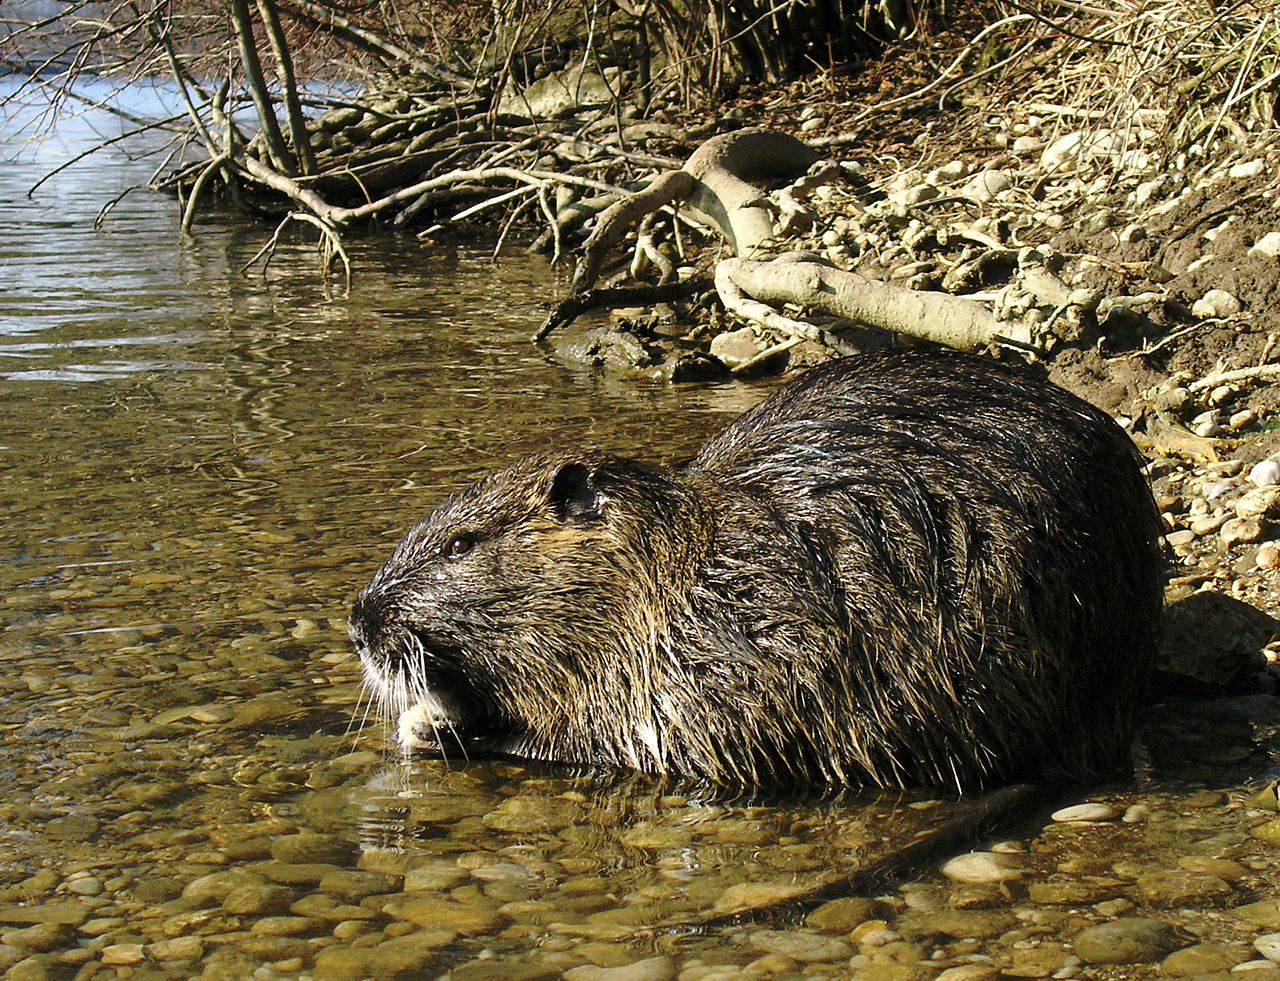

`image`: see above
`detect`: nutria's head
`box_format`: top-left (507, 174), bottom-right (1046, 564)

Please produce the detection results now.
top-left (349, 452), bottom-right (705, 766)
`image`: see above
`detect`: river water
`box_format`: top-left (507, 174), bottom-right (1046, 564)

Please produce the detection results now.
top-left (0, 79), bottom-right (895, 980)
top-left (3, 79), bottom-right (1280, 981)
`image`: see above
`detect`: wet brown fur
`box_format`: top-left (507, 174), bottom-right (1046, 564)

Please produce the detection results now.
top-left (349, 349), bottom-right (1164, 791)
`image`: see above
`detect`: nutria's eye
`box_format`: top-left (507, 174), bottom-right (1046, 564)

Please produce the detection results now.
top-left (443, 533), bottom-right (475, 558)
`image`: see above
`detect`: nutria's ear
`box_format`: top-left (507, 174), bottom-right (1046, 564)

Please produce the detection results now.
top-left (549, 462), bottom-right (603, 523)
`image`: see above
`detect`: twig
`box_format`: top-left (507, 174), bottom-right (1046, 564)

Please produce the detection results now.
top-left (240, 211), bottom-right (351, 291)
top-left (731, 335), bottom-right (802, 375)
top-left (419, 183), bottom-right (540, 238)
top-left (1188, 362), bottom-right (1280, 393)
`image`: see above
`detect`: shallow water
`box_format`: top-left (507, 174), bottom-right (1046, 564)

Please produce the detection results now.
top-left (3, 79), bottom-right (1280, 981)
top-left (0, 78), bottom-right (920, 979)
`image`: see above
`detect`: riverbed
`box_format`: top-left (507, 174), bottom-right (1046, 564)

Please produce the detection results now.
top-left (2, 78), bottom-right (1280, 981)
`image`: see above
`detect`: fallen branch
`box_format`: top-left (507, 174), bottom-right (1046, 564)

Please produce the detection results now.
top-left (716, 255), bottom-right (1035, 351)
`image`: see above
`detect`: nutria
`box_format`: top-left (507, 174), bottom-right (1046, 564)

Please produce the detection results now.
top-left (349, 348), bottom-right (1164, 790)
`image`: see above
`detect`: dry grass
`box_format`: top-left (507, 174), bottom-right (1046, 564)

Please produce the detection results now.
top-left (974, 0), bottom-right (1280, 164)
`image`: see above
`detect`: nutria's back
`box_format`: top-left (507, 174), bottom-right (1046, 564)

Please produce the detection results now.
top-left (349, 348), bottom-right (1164, 790)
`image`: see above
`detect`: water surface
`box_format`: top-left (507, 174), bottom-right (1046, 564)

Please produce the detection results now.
top-left (3, 77), bottom-right (1278, 981)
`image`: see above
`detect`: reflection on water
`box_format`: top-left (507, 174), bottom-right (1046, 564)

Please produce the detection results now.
top-left (6, 79), bottom-right (1277, 981)
top-left (2, 76), bottom-right (870, 979)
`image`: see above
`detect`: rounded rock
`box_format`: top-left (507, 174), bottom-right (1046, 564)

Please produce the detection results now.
top-left (0, 923), bottom-right (70, 953)
top-left (1073, 917), bottom-right (1177, 964)
top-left (1051, 802), bottom-right (1118, 823)
top-left (145, 937), bottom-right (204, 962)
top-left (1230, 409), bottom-right (1258, 430)
top-left (1122, 804), bottom-right (1150, 823)
top-left (1221, 516), bottom-right (1265, 546)
top-left (935, 967), bottom-right (999, 981)
top-left (1192, 288), bottom-right (1242, 319)
top-left (1255, 932), bottom-right (1280, 962)
top-left (1251, 460), bottom-right (1280, 488)
top-left (100, 943), bottom-right (145, 966)
top-left (1236, 487), bottom-right (1278, 518)
top-left (1250, 231), bottom-right (1280, 258)
top-left (748, 929), bottom-right (854, 962)
top-left (1136, 870), bottom-right (1233, 906)
top-left (941, 851), bottom-right (1023, 884)
top-left (563, 956), bottom-right (677, 981)
top-left (963, 169), bottom-right (1013, 202)
top-left (270, 833), bottom-right (356, 866)
top-left (1160, 942), bottom-right (1252, 976)
top-left (1256, 544), bottom-right (1280, 569)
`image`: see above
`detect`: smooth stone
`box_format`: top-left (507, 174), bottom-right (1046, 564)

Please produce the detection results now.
top-left (100, 943), bottom-right (145, 966)
top-left (404, 862), bottom-right (469, 892)
top-left (317, 870), bottom-right (400, 901)
top-left (1221, 516), bottom-right (1264, 546)
top-left (1193, 288), bottom-right (1242, 319)
top-left (43, 815), bottom-right (98, 842)
top-left (1252, 819), bottom-right (1280, 845)
top-left (1122, 804), bottom-right (1151, 823)
top-left (0, 922), bottom-right (70, 952)
top-left (1178, 856), bottom-right (1248, 881)
top-left (1231, 409), bottom-right (1258, 430)
top-left (1236, 901), bottom-right (1280, 930)
top-left (0, 901), bottom-right (87, 927)
top-left (806, 897), bottom-right (880, 933)
top-left (259, 861), bottom-right (347, 885)
top-left (482, 796), bottom-right (582, 833)
top-left (270, 833), bottom-right (356, 865)
top-left (387, 896), bottom-right (509, 935)
top-left (62, 876), bottom-right (102, 897)
top-left (145, 936), bottom-right (204, 961)
top-left (1051, 803), bottom-right (1118, 823)
top-left (311, 931), bottom-right (455, 981)
top-left (748, 929), bottom-right (854, 962)
top-left (1236, 487), bottom-right (1278, 518)
top-left (222, 883), bottom-right (295, 915)
top-left (1027, 880), bottom-right (1107, 905)
top-left (963, 169), bottom-right (1012, 202)
top-left (712, 880), bottom-right (815, 915)
top-left (1005, 944), bottom-right (1072, 977)
top-left (1256, 933), bottom-right (1280, 962)
top-left (451, 959), bottom-right (564, 981)
top-left (935, 966), bottom-right (999, 981)
top-left (1250, 461), bottom-right (1280, 488)
top-left (1135, 870), bottom-right (1233, 906)
top-left (6, 956), bottom-right (52, 981)
top-left (1073, 917), bottom-right (1177, 964)
top-left (940, 851), bottom-right (1022, 884)
top-left (563, 955), bottom-right (677, 981)
top-left (1161, 942), bottom-right (1252, 976)
top-left (1251, 232), bottom-right (1280, 257)
top-left (708, 327), bottom-right (766, 369)
top-left (182, 869), bottom-right (267, 906)
top-left (289, 895), bottom-right (375, 921)
top-left (899, 909), bottom-right (1016, 940)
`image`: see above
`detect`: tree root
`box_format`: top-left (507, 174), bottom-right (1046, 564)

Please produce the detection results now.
top-left (570, 128), bottom-right (821, 294)
top-left (241, 212), bottom-right (352, 293)
top-left (534, 279), bottom-right (713, 342)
